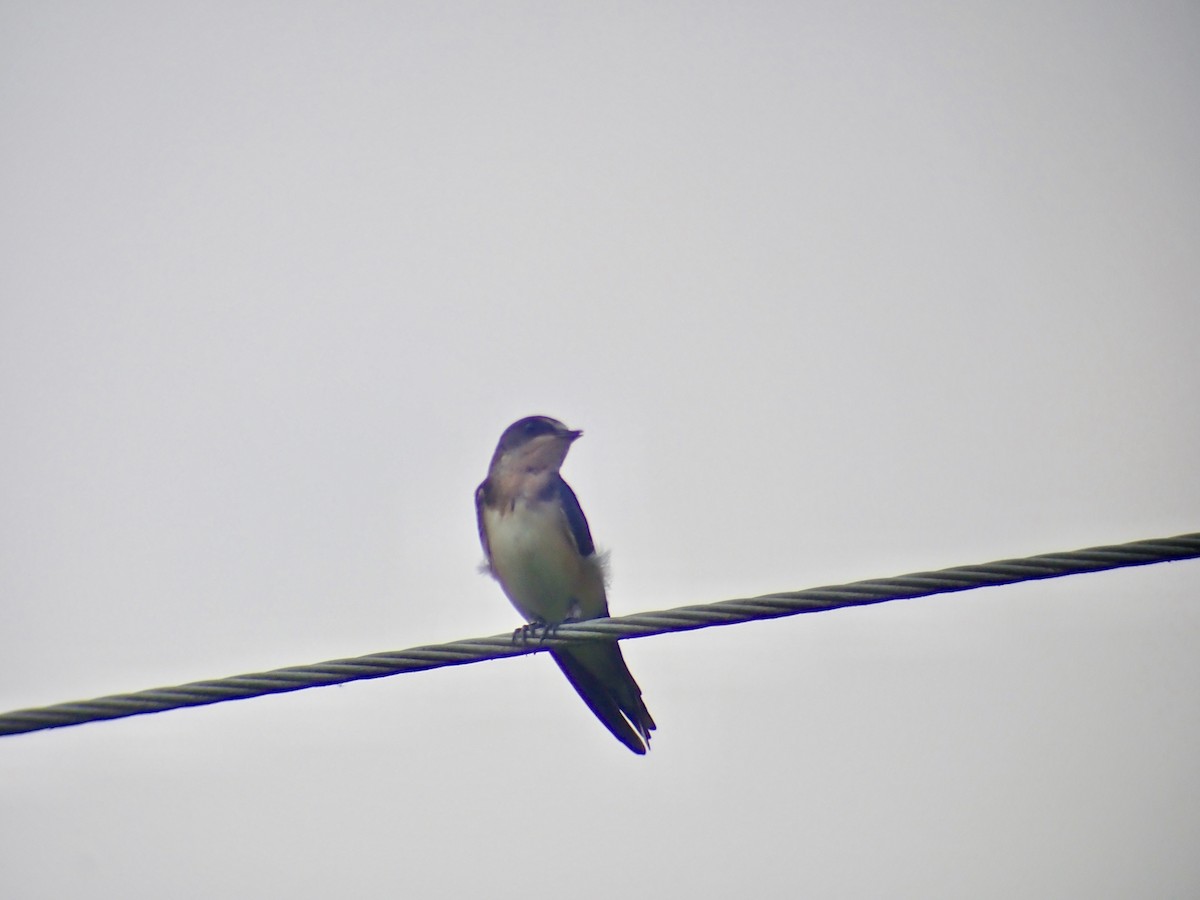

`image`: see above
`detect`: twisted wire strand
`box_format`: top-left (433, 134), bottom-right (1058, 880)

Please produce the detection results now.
top-left (2, 532), bottom-right (1197, 738)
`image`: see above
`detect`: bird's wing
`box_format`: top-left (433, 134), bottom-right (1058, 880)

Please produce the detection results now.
top-left (554, 475), bottom-right (595, 557)
top-left (474, 480), bottom-right (493, 571)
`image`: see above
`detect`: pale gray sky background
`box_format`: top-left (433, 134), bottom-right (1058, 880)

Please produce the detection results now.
top-left (2, 3), bottom-right (1198, 898)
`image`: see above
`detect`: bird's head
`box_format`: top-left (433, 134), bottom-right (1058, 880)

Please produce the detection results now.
top-left (489, 415), bottom-right (582, 475)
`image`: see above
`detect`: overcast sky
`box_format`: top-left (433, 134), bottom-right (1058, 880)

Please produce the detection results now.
top-left (2, 3), bottom-right (1198, 898)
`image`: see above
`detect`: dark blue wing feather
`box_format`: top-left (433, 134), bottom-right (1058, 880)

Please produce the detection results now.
top-left (555, 476), bottom-right (595, 557)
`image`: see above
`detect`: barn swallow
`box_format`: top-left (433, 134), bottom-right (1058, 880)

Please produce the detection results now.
top-left (475, 416), bottom-right (656, 754)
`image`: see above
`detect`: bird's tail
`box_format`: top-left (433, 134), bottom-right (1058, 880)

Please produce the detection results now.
top-left (551, 643), bottom-right (656, 755)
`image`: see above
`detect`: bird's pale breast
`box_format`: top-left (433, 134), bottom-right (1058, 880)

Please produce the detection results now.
top-left (483, 498), bottom-right (604, 624)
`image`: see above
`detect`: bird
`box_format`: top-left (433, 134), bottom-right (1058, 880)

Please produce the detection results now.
top-left (475, 415), bottom-right (656, 754)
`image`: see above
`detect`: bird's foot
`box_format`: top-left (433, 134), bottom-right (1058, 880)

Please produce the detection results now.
top-left (512, 619), bottom-right (550, 645)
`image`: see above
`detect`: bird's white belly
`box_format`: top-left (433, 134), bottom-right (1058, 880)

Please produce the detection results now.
top-left (483, 501), bottom-right (599, 623)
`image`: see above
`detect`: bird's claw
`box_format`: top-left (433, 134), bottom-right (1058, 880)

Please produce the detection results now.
top-left (512, 619), bottom-right (551, 645)
top-left (511, 616), bottom-right (580, 645)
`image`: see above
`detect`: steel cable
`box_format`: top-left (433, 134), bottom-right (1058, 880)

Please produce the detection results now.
top-left (1, 531), bottom-right (1196, 737)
